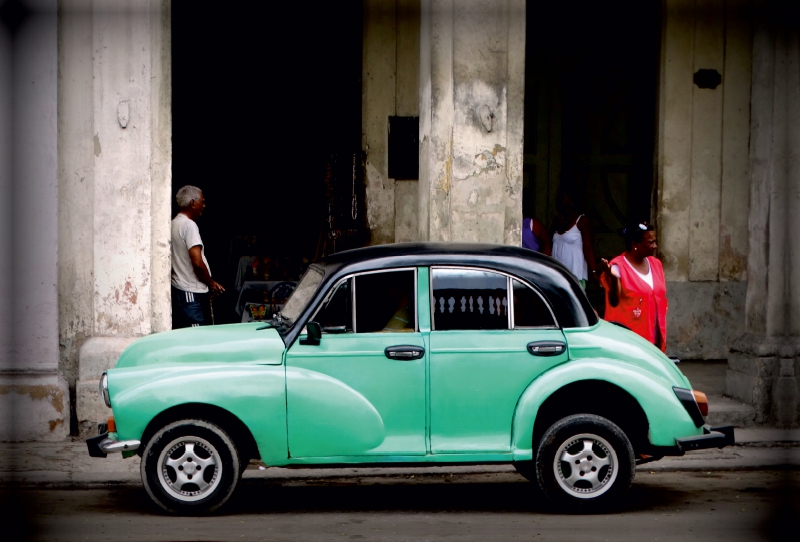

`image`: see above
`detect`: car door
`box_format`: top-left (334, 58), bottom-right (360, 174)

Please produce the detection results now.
top-left (428, 267), bottom-right (569, 454)
top-left (285, 268), bottom-right (427, 458)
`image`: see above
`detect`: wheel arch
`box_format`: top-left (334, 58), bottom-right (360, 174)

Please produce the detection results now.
top-left (530, 380), bottom-right (650, 455)
top-left (138, 403), bottom-right (260, 462)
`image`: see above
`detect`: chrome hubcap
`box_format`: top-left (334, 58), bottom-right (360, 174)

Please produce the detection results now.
top-left (157, 436), bottom-right (221, 502)
top-left (553, 433), bottom-right (618, 499)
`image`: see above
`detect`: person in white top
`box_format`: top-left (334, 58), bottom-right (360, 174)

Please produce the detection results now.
top-left (171, 186), bottom-right (225, 328)
top-left (550, 189), bottom-right (597, 288)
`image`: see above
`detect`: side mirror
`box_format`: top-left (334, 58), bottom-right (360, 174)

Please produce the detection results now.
top-left (299, 321), bottom-right (321, 346)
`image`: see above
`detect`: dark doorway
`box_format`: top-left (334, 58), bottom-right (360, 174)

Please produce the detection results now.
top-left (523, 0), bottom-right (660, 264)
top-left (171, 1), bottom-right (363, 325)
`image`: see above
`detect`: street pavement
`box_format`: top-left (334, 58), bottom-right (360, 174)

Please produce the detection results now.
top-left (1, 428), bottom-right (798, 541)
top-left (1, 427), bottom-right (798, 488)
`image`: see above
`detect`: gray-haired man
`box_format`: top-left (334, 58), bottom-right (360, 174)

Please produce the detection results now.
top-left (171, 185), bottom-right (225, 328)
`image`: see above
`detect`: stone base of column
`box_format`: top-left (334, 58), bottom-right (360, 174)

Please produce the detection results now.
top-left (0, 372), bottom-right (70, 442)
top-left (727, 334), bottom-right (799, 427)
top-left (76, 337), bottom-right (138, 437)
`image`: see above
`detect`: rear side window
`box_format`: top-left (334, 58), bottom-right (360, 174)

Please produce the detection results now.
top-left (512, 279), bottom-right (556, 328)
top-left (431, 269), bottom-right (509, 330)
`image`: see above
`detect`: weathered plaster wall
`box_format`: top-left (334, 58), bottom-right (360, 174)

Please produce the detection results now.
top-left (657, 0), bottom-right (752, 360)
top-left (659, 0), bottom-right (751, 283)
top-left (419, 0), bottom-right (525, 245)
top-left (667, 281), bottom-right (747, 360)
top-left (726, 1), bottom-right (800, 426)
top-left (58, 0), bottom-right (172, 435)
top-left (363, 0), bottom-right (421, 245)
top-left (0, 0), bottom-right (69, 442)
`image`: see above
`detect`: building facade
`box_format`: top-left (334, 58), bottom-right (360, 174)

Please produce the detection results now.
top-left (2, 0), bottom-right (798, 441)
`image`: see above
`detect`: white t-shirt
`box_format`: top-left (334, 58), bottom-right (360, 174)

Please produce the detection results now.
top-left (171, 213), bottom-right (210, 293)
top-left (610, 256), bottom-right (653, 289)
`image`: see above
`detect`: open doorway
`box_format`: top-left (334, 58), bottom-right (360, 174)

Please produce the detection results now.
top-left (523, 0), bottom-right (661, 310)
top-left (171, 1), bottom-right (364, 325)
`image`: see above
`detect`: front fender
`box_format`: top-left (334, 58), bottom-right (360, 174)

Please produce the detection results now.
top-left (108, 364), bottom-right (288, 465)
top-left (511, 359), bottom-right (701, 460)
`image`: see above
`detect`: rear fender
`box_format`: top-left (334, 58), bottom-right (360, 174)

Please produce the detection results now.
top-left (510, 359), bottom-right (700, 460)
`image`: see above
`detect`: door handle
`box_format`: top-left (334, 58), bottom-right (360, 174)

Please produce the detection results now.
top-left (527, 341), bottom-right (566, 357)
top-left (384, 345), bottom-right (425, 360)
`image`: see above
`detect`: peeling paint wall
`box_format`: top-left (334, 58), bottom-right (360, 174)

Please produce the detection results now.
top-left (419, 0), bottom-right (524, 245)
top-left (658, 0), bottom-right (751, 283)
top-left (362, 0), bottom-right (421, 245)
top-left (58, 0), bottom-right (172, 436)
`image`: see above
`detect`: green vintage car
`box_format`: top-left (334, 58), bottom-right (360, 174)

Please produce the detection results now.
top-left (87, 243), bottom-right (734, 514)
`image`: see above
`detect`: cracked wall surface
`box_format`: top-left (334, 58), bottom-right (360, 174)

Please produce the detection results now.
top-left (56, 0), bottom-right (172, 437)
top-left (419, 0), bottom-right (524, 245)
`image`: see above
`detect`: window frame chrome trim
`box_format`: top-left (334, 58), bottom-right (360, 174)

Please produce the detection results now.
top-left (309, 267), bottom-right (419, 334)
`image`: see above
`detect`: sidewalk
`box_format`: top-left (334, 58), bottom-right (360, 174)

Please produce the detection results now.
top-left (1, 427), bottom-right (798, 489)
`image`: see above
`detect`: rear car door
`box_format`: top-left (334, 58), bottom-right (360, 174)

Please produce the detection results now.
top-left (428, 267), bottom-right (569, 454)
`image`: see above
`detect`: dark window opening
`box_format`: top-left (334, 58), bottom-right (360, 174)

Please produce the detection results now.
top-left (388, 116), bottom-right (419, 180)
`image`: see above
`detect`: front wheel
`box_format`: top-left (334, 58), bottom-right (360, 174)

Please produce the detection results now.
top-left (535, 414), bottom-right (634, 511)
top-left (141, 419), bottom-right (241, 515)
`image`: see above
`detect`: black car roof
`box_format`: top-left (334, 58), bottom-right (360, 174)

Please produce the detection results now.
top-left (312, 242), bottom-right (597, 330)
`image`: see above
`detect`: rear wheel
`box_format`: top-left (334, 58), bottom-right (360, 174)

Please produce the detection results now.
top-left (535, 414), bottom-right (634, 511)
top-left (141, 419), bottom-right (241, 515)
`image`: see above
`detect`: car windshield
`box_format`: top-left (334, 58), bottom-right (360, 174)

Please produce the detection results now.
top-left (280, 265), bottom-right (324, 323)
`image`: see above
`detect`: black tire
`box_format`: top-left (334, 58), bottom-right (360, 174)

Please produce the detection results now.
top-left (535, 414), bottom-right (634, 511)
top-left (141, 419), bottom-right (241, 515)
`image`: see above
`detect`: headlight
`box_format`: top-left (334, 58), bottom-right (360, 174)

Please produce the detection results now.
top-left (99, 372), bottom-right (111, 408)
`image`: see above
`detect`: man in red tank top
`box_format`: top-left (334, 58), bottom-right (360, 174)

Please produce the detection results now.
top-left (597, 222), bottom-right (668, 352)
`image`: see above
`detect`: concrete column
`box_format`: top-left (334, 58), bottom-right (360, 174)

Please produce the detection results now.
top-left (727, 0), bottom-right (800, 426)
top-left (657, 0), bottom-right (750, 361)
top-left (0, 1), bottom-right (68, 442)
top-left (419, 0), bottom-right (525, 244)
top-left (58, 0), bottom-right (172, 434)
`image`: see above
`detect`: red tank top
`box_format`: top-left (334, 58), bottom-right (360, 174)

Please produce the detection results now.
top-left (601, 255), bottom-right (668, 352)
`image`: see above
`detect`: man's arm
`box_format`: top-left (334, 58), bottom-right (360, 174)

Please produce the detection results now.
top-left (188, 245), bottom-right (225, 294)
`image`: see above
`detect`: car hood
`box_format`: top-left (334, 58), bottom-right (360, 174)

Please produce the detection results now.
top-left (114, 323), bottom-right (286, 369)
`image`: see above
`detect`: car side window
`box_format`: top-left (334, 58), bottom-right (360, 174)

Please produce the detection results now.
top-left (431, 268), bottom-right (509, 330)
top-left (315, 279), bottom-right (353, 333)
top-left (512, 279), bottom-right (556, 328)
top-left (354, 270), bottom-right (416, 333)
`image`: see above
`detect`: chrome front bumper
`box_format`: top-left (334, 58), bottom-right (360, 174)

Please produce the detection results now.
top-left (86, 432), bottom-right (141, 458)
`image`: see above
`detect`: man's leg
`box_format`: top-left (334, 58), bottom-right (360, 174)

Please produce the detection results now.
top-left (172, 286), bottom-right (206, 328)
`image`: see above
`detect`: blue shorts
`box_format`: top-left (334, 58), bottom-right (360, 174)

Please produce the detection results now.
top-left (172, 286), bottom-right (210, 328)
